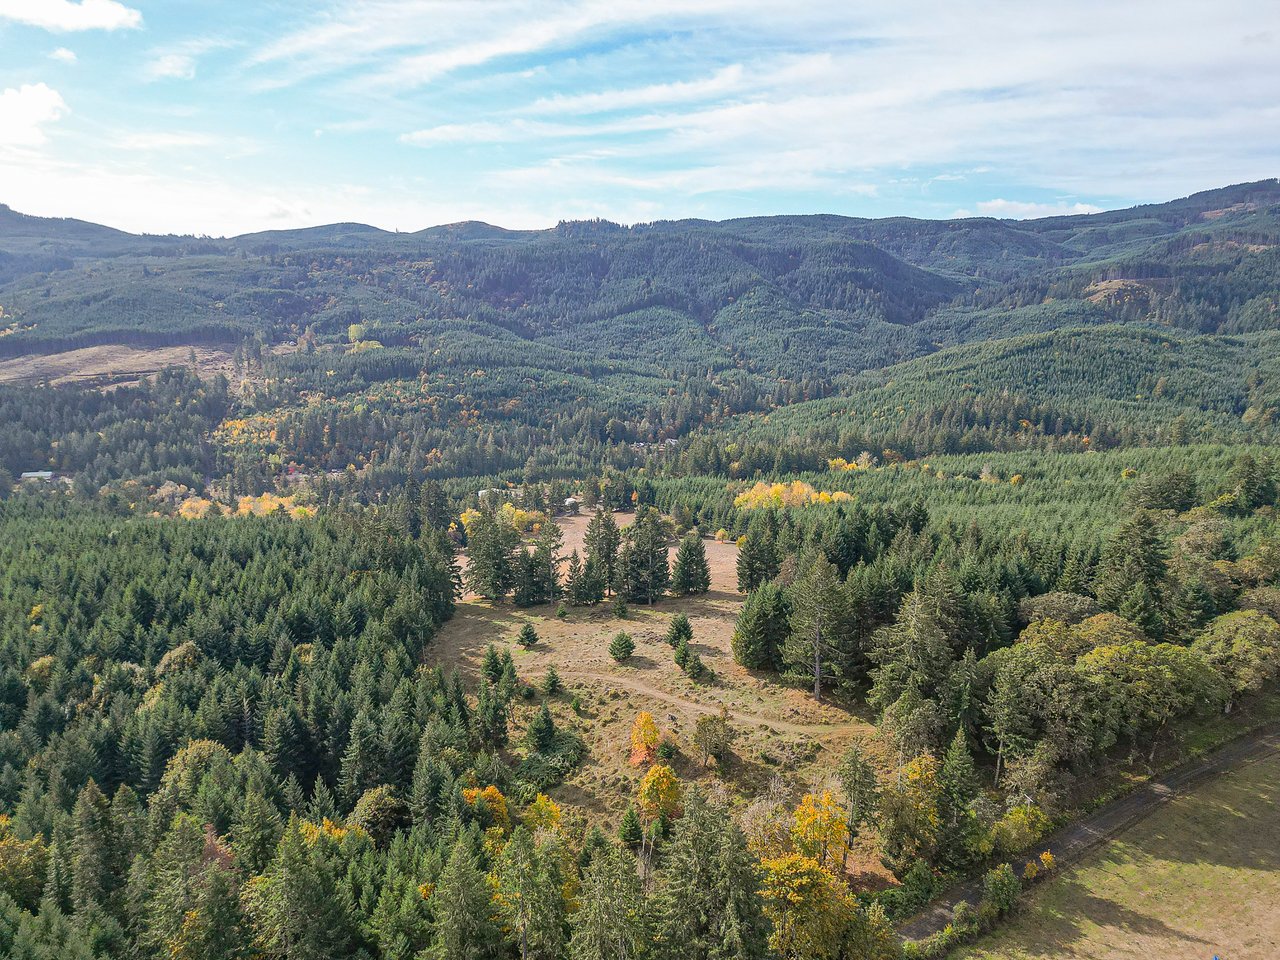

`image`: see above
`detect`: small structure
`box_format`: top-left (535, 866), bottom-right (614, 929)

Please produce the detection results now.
top-left (19, 471), bottom-right (55, 482)
top-left (563, 496), bottom-right (580, 514)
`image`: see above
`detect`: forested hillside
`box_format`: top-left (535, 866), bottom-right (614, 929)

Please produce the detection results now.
top-left (1, 182), bottom-right (1279, 960)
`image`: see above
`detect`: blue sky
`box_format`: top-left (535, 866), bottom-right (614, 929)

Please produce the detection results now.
top-left (0, 0), bottom-right (1277, 236)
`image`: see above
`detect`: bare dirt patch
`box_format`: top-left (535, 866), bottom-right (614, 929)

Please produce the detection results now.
top-left (0, 341), bottom-right (298, 390)
top-left (0, 344), bottom-right (237, 388)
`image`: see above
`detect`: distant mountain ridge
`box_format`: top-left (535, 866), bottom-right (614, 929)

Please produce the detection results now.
top-left (0, 181), bottom-right (1277, 398)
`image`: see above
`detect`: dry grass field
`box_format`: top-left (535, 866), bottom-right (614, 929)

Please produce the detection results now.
top-left (0, 343), bottom-right (237, 387)
top-left (951, 750), bottom-right (1280, 960)
top-left (441, 512), bottom-right (881, 851)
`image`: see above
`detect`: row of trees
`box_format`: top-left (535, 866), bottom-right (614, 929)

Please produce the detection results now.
top-left (464, 506), bottom-right (711, 607)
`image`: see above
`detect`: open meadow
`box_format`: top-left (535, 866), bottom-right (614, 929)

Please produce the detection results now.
top-left (951, 750), bottom-right (1280, 960)
top-left (444, 512), bottom-right (881, 834)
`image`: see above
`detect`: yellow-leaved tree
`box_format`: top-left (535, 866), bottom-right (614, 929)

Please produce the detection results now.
top-left (878, 753), bottom-right (942, 871)
top-left (636, 764), bottom-right (681, 822)
top-left (758, 853), bottom-right (855, 960)
top-left (790, 790), bottom-right (849, 871)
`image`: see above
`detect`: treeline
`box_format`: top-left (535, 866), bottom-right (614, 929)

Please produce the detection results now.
top-left (725, 453), bottom-right (1280, 887)
top-left (462, 504), bottom-right (711, 608)
top-left (0, 368), bottom-right (230, 490)
top-left (0, 494), bottom-right (917, 960)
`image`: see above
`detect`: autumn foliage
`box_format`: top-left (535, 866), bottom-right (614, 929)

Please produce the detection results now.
top-left (629, 712), bottom-right (660, 765)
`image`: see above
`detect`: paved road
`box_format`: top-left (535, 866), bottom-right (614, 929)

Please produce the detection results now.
top-left (898, 722), bottom-right (1280, 942)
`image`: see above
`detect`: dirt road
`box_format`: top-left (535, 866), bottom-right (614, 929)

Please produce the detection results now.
top-left (898, 722), bottom-right (1280, 941)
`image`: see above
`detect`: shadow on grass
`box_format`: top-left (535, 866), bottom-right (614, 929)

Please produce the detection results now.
top-left (983, 876), bottom-right (1212, 957)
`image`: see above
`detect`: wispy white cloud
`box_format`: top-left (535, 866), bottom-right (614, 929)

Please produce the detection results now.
top-left (0, 82), bottom-right (69, 148)
top-left (5, 1), bottom-right (1278, 234)
top-left (114, 131), bottom-right (216, 151)
top-left (0, 0), bottom-right (140, 32)
top-left (954, 199), bottom-right (1105, 220)
top-left (145, 53), bottom-right (197, 81)
top-left (526, 64), bottom-right (746, 116)
top-left (49, 47), bottom-right (78, 63)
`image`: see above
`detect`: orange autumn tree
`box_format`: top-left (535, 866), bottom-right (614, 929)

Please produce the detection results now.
top-left (462, 784), bottom-right (511, 832)
top-left (629, 712), bottom-right (660, 765)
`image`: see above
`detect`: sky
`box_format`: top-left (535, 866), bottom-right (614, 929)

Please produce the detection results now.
top-left (0, 0), bottom-right (1277, 237)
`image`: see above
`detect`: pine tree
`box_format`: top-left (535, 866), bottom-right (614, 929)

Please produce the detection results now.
top-left (231, 790), bottom-right (283, 876)
top-left (673, 637), bottom-right (690, 670)
top-left (609, 632), bottom-right (635, 663)
top-left (617, 510), bottom-right (669, 605)
top-left (513, 549), bottom-right (541, 607)
top-left (69, 780), bottom-right (113, 917)
top-left (564, 550), bottom-right (586, 605)
top-left (475, 681), bottom-right (509, 750)
top-left (263, 703), bottom-right (307, 785)
top-left (141, 814), bottom-right (208, 956)
top-left (569, 842), bottom-right (647, 960)
top-left (482, 644), bottom-right (504, 683)
top-left (338, 709), bottom-right (384, 805)
top-left (525, 704), bottom-right (556, 754)
top-left (867, 588), bottom-right (958, 714)
top-left (531, 521), bottom-right (565, 605)
top-left (543, 666), bottom-right (562, 696)
top-left (671, 534), bottom-right (711, 596)
top-left (584, 511), bottom-right (621, 595)
top-left (731, 582), bottom-right (790, 670)
top-left (736, 528), bottom-right (779, 593)
top-left (579, 556), bottom-right (607, 605)
top-left (665, 613), bottom-right (693, 648)
top-left (617, 807), bottom-right (643, 847)
top-left (243, 816), bottom-right (358, 960)
top-left (495, 828), bottom-right (566, 960)
top-left (410, 755), bottom-right (453, 827)
top-left (1094, 509), bottom-right (1168, 635)
top-left (781, 555), bottom-right (853, 700)
top-left (429, 842), bottom-right (502, 960)
top-left (835, 743), bottom-right (879, 846)
top-left (166, 861), bottom-right (248, 960)
top-left (517, 624), bottom-right (539, 648)
top-left (650, 791), bottom-right (770, 960)
top-left (465, 509), bottom-right (518, 601)
top-left (939, 728), bottom-right (980, 821)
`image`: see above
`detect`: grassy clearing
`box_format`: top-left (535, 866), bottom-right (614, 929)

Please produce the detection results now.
top-left (439, 512), bottom-right (879, 829)
top-left (951, 750), bottom-right (1280, 960)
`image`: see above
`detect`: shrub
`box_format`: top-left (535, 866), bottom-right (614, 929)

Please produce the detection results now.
top-left (609, 631), bottom-right (635, 662)
top-left (982, 863), bottom-right (1021, 916)
top-left (665, 613), bottom-right (692, 647)
top-left (990, 803), bottom-right (1051, 856)
top-left (543, 666), bottom-right (562, 696)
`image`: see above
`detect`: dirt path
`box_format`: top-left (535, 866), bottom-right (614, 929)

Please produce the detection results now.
top-left (555, 666), bottom-right (862, 737)
top-left (897, 722), bottom-right (1280, 942)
